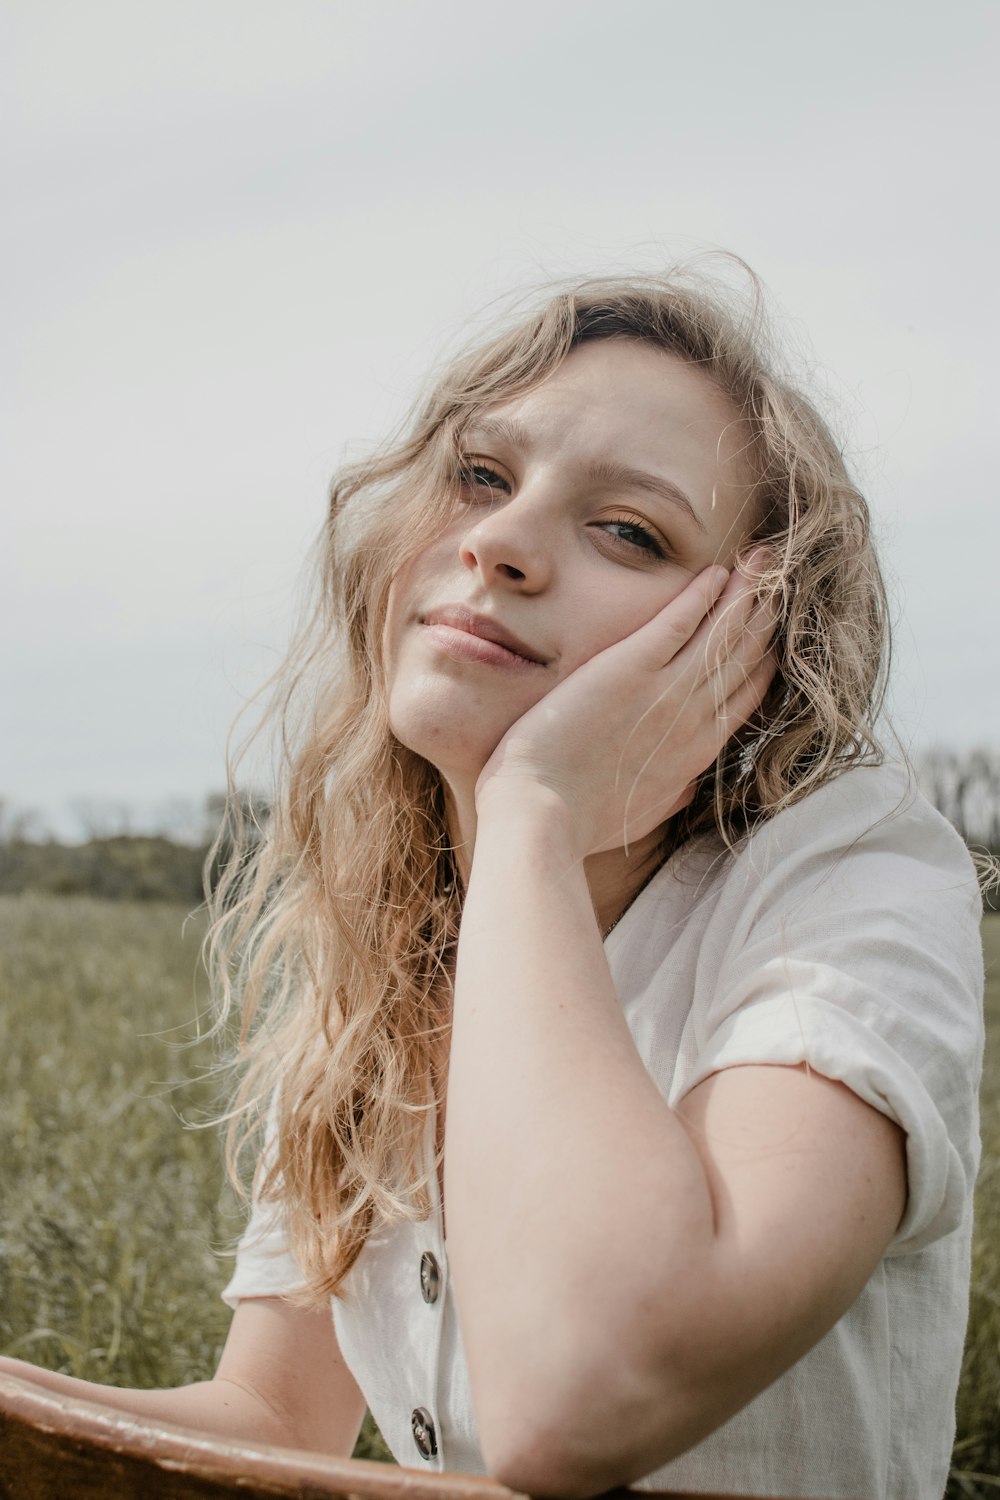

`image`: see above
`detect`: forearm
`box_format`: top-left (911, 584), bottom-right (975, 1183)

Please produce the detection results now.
top-left (445, 786), bottom-right (717, 1486)
top-left (0, 1356), bottom-right (304, 1449)
top-left (1, 1297), bottom-right (365, 1459)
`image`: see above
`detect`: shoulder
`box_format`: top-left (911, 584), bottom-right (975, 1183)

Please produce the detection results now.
top-left (613, 760), bottom-right (982, 1006)
top-left (724, 759), bottom-right (982, 927)
top-left (684, 760), bottom-right (984, 1254)
top-left (703, 758), bottom-right (985, 1026)
top-left (756, 757), bottom-right (963, 855)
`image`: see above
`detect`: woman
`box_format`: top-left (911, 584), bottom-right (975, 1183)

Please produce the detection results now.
top-left (1, 267), bottom-right (985, 1498)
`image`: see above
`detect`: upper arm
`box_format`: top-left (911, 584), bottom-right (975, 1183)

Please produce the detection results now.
top-left (666, 1061), bottom-right (907, 1440)
top-left (216, 1296), bottom-right (366, 1457)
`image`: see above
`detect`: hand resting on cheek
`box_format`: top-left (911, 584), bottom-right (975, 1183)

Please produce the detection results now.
top-left (475, 551), bottom-right (778, 858)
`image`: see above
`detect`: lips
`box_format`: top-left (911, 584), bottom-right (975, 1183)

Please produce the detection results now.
top-left (421, 605), bottom-right (548, 665)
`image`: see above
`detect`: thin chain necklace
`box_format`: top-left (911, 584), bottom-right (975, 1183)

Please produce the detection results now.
top-left (601, 853), bottom-right (668, 940)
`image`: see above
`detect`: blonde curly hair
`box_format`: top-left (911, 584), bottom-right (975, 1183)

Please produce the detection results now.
top-left (207, 262), bottom-right (890, 1301)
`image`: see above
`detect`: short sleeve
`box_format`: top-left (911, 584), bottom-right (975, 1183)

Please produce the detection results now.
top-left (221, 1099), bottom-right (308, 1308)
top-left (682, 765), bottom-right (985, 1255)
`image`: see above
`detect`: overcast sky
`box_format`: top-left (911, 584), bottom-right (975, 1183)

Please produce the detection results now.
top-left (4, 0), bottom-right (998, 839)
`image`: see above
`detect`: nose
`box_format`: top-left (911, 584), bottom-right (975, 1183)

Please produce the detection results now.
top-left (458, 489), bottom-right (555, 592)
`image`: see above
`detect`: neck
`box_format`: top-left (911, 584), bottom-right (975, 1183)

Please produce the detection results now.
top-left (443, 774), bottom-right (668, 938)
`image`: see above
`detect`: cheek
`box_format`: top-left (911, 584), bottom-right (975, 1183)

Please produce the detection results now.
top-left (381, 549), bottom-right (431, 679)
top-left (381, 582), bottom-right (404, 681)
top-left (567, 567), bottom-right (694, 669)
top-left (380, 543), bottom-right (460, 732)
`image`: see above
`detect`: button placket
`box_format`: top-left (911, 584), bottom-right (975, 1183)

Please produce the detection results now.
top-left (412, 1101), bottom-right (449, 1467)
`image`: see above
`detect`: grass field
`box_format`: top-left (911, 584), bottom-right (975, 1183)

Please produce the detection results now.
top-left (1, 894), bottom-right (998, 1491)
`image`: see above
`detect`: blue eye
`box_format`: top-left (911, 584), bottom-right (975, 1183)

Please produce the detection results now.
top-left (599, 518), bottom-right (667, 559)
top-left (461, 462), bottom-right (511, 494)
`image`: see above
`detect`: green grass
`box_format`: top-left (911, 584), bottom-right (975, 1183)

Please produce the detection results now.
top-left (0, 894), bottom-right (390, 1460)
top-left (0, 896), bottom-right (230, 1388)
top-left (1, 894), bottom-right (998, 1487)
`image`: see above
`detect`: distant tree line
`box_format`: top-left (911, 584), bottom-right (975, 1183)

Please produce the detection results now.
top-left (916, 748), bottom-right (1000, 853)
top-left (0, 791), bottom-right (268, 905)
top-left (0, 757), bottom-right (997, 905)
top-left (0, 833), bottom-right (207, 903)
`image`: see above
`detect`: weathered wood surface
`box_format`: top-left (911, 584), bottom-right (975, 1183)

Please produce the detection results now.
top-left (0, 1372), bottom-right (834, 1500)
top-left (0, 1373), bottom-right (495, 1500)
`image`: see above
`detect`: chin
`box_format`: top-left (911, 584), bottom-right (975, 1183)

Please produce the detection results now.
top-left (387, 688), bottom-right (512, 788)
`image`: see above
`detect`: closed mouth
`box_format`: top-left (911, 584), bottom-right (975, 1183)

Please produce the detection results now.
top-left (421, 606), bottom-right (548, 665)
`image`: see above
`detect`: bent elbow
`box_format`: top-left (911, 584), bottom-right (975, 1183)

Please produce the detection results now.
top-left (479, 1384), bottom-right (684, 1500)
top-left (475, 1378), bottom-right (615, 1497)
top-left (486, 1429), bottom-right (621, 1500)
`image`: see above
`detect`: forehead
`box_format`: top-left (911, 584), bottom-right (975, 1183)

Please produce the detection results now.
top-left (466, 339), bottom-right (753, 495)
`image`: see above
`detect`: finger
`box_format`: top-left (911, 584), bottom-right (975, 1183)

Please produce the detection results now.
top-left (627, 565), bottom-right (730, 668)
top-left (726, 594), bottom-right (778, 659)
top-left (714, 654), bottom-right (777, 743)
top-left (710, 637), bottom-right (773, 706)
top-left (615, 669), bottom-right (705, 793)
top-left (620, 650), bottom-right (774, 839)
top-left (737, 543), bottom-right (776, 583)
top-left (688, 553), bottom-right (773, 662)
top-left (703, 588), bottom-right (756, 670)
top-left (709, 546), bottom-right (778, 631)
top-left (615, 570), bottom-right (761, 776)
top-left (621, 592), bottom-right (768, 768)
top-left (691, 592), bottom-right (776, 687)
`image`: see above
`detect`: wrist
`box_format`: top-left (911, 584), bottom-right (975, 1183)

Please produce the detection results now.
top-left (474, 774), bottom-right (584, 856)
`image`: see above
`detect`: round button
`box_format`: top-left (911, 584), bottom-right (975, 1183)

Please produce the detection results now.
top-left (419, 1250), bottom-right (441, 1305)
top-left (411, 1406), bottom-right (438, 1460)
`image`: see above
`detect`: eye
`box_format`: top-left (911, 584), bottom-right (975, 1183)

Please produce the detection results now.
top-left (459, 459), bottom-right (512, 495)
top-left (595, 514), bottom-right (668, 560)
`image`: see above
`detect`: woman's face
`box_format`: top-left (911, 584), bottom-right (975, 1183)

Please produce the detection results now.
top-left (383, 338), bottom-right (758, 787)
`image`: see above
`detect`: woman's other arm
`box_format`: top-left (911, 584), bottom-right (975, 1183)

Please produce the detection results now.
top-left (445, 787), bottom-right (906, 1498)
top-left (0, 1296), bottom-right (365, 1457)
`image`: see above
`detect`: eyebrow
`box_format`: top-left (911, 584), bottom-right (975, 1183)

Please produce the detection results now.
top-left (462, 415), bottom-right (708, 535)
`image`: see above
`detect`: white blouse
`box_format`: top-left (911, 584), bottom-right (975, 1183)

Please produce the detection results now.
top-left (223, 762), bottom-right (985, 1500)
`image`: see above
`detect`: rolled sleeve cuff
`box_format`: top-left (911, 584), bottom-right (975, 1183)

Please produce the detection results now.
top-left (221, 1199), bottom-right (308, 1308)
top-left (685, 973), bottom-right (967, 1255)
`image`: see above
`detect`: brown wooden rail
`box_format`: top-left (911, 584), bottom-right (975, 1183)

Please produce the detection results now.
top-left (0, 1372), bottom-right (850, 1500)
